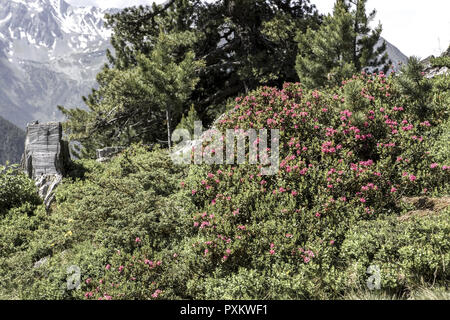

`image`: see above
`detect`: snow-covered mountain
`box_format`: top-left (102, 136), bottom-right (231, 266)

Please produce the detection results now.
top-left (0, 0), bottom-right (115, 128)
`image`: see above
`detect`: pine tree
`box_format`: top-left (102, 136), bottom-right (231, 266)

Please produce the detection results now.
top-left (59, 0), bottom-right (321, 157)
top-left (176, 104), bottom-right (202, 136)
top-left (59, 30), bottom-right (204, 157)
top-left (296, 0), bottom-right (390, 88)
top-left (395, 57), bottom-right (433, 120)
top-left (102, 0), bottom-right (320, 123)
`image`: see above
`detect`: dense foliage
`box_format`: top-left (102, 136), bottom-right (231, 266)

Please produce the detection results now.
top-left (59, 0), bottom-right (325, 156)
top-left (295, 0), bottom-right (390, 89)
top-left (0, 0), bottom-right (448, 301)
top-left (59, 31), bottom-right (204, 158)
top-left (1, 65), bottom-right (449, 299)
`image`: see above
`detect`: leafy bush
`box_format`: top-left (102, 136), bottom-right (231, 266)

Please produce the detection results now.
top-left (0, 145), bottom-right (194, 299)
top-left (0, 165), bottom-right (40, 215)
top-left (431, 56), bottom-right (450, 69)
top-left (1, 70), bottom-right (449, 300)
top-left (340, 208), bottom-right (450, 295)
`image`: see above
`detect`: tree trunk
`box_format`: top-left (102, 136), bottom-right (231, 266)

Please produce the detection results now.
top-left (166, 106), bottom-right (172, 151)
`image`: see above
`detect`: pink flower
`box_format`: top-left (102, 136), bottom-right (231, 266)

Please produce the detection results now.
top-left (144, 259), bottom-right (153, 266)
top-left (118, 265), bottom-right (124, 272)
top-left (430, 163), bottom-right (439, 169)
top-left (105, 264), bottom-right (111, 270)
top-left (151, 289), bottom-right (162, 299)
top-left (191, 189), bottom-right (197, 195)
top-left (269, 250), bottom-right (275, 255)
top-left (391, 187), bottom-right (397, 193)
top-left (135, 237), bottom-right (141, 243)
top-left (409, 175), bottom-right (417, 182)
top-left (360, 198), bottom-right (366, 203)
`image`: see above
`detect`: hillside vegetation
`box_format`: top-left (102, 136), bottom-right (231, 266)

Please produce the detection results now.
top-left (0, 0), bottom-right (449, 300)
top-left (0, 62), bottom-right (449, 299)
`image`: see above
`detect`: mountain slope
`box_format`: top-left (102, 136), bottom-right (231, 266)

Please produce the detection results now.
top-left (382, 37), bottom-right (409, 70)
top-left (0, 0), bottom-right (114, 128)
top-left (0, 115), bottom-right (25, 164)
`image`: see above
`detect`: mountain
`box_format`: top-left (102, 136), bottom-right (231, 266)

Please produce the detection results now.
top-left (0, 115), bottom-right (25, 164)
top-left (0, 0), bottom-right (114, 128)
top-left (382, 37), bottom-right (409, 71)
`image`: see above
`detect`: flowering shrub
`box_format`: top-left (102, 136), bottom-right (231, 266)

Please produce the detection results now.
top-left (1, 72), bottom-right (448, 300)
top-left (79, 241), bottom-right (166, 300)
top-left (181, 72), bottom-right (449, 297)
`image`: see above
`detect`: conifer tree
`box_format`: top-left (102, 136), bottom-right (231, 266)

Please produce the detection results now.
top-left (59, 30), bottom-right (204, 157)
top-left (296, 0), bottom-right (390, 88)
top-left (176, 104), bottom-right (202, 136)
top-left (59, 0), bottom-right (321, 157)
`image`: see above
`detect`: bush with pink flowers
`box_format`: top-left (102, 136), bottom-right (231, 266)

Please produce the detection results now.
top-left (180, 72), bottom-right (449, 298)
top-left (1, 71), bottom-right (448, 300)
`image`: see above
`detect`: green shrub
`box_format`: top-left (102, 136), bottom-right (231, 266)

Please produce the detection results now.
top-left (340, 209), bottom-right (450, 295)
top-left (1, 70), bottom-right (449, 300)
top-left (0, 145), bottom-right (194, 299)
top-left (0, 164), bottom-right (40, 215)
top-left (431, 56), bottom-right (450, 68)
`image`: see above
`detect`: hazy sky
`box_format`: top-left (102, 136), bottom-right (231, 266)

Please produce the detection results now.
top-left (66, 0), bottom-right (450, 58)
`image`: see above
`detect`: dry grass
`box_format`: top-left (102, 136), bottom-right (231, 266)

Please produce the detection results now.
top-left (399, 196), bottom-right (450, 222)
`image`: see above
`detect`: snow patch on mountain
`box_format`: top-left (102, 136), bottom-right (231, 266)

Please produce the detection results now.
top-left (0, 0), bottom-right (116, 127)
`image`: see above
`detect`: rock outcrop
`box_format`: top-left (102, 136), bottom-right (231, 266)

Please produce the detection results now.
top-left (96, 146), bottom-right (126, 162)
top-left (21, 121), bottom-right (70, 209)
top-left (422, 47), bottom-right (450, 79)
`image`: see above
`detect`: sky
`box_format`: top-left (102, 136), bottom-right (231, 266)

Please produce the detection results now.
top-left (66, 0), bottom-right (450, 58)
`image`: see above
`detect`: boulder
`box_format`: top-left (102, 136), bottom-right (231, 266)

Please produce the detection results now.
top-left (21, 121), bottom-right (70, 209)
